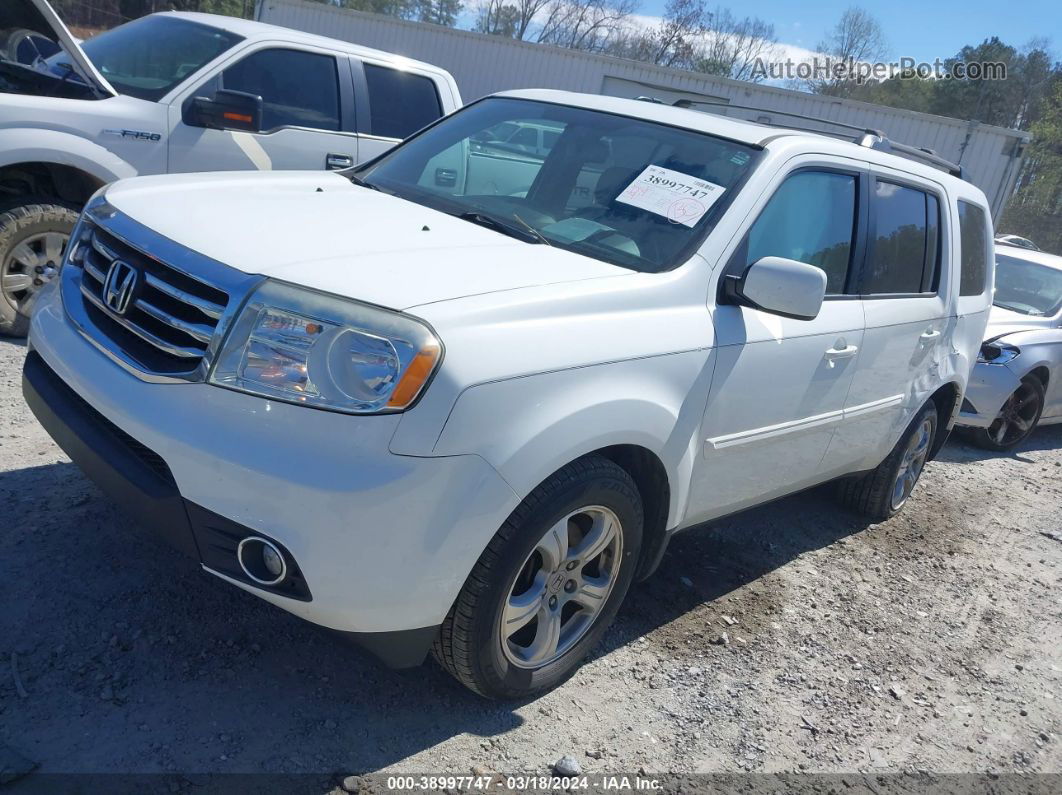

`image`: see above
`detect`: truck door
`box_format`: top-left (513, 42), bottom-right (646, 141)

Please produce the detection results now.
top-left (166, 45), bottom-right (358, 173)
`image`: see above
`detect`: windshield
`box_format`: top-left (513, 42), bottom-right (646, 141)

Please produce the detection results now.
top-left (358, 97), bottom-right (759, 272)
top-left (994, 254), bottom-right (1062, 317)
top-left (45, 16), bottom-right (242, 101)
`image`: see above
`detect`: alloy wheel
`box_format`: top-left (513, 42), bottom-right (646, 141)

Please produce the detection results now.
top-left (891, 417), bottom-right (933, 510)
top-left (499, 505), bottom-right (623, 669)
top-left (1, 231), bottom-right (68, 314)
top-left (987, 381), bottom-right (1042, 447)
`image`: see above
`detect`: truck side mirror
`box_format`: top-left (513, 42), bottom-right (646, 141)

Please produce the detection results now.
top-left (723, 256), bottom-right (827, 321)
top-left (188, 89), bottom-right (263, 133)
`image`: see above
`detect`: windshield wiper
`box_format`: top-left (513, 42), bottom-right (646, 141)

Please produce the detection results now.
top-left (347, 174), bottom-right (380, 191)
top-left (513, 213), bottom-right (552, 247)
top-left (993, 301), bottom-right (1039, 316)
top-left (456, 212), bottom-right (541, 244)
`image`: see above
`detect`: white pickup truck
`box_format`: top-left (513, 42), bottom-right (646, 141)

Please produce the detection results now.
top-left (0, 0), bottom-right (460, 335)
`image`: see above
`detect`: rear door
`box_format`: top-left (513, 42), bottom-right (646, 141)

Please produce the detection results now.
top-left (826, 166), bottom-right (950, 471)
top-left (685, 158), bottom-right (868, 523)
top-left (167, 44), bottom-right (358, 172)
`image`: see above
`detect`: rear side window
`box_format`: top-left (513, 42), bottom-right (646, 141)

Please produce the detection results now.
top-left (223, 48), bottom-right (340, 132)
top-left (744, 171), bottom-right (858, 295)
top-left (364, 64), bottom-right (443, 139)
top-left (958, 201), bottom-right (990, 296)
top-left (863, 180), bottom-right (940, 295)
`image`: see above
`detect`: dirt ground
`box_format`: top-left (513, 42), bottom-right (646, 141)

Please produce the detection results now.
top-left (1, 335), bottom-right (1060, 785)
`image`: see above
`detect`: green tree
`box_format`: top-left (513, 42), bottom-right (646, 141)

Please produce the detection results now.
top-left (999, 77), bottom-right (1062, 253)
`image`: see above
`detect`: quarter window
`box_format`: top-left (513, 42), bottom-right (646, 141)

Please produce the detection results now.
top-left (222, 48), bottom-right (340, 132)
top-left (863, 180), bottom-right (940, 295)
top-left (958, 201), bottom-right (989, 296)
top-left (364, 64), bottom-right (443, 139)
top-left (744, 171), bottom-right (858, 295)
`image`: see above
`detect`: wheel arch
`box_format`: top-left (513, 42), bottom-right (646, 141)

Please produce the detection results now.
top-left (590, 444), bottom-right (671, 581)
top-left (0, 161), bottom-right (106, 209)
top-left (927, 380), bottom-right (962, 460)
top-left (0, 128), bottom-right (138, 206)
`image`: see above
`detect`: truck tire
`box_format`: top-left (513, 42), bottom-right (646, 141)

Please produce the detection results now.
top-left (433, 454), bottom-right (643, 699)
top-left (970, 376), bottom-right (1045, 451)
top-left (0, 202), bottom-right (79, 337)
top-left (836, 402), bottom-right (938, 522)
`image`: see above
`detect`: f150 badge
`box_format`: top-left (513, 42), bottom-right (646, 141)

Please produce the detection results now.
top-left (102, 129), bottom-right (162, 142)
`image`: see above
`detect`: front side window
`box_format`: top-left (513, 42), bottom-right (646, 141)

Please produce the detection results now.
top-left (46, 16), bottom-right (242, 101)
top-left (742, 170), bottom-right (857, 295)
top-left (994, 255), bottom-right (1062, 317)
top-left (863, 180), bottom-right (940, 295)
top-left (958, 201), bottom-right (989, 296)
top-left (364, 63), bottom-right (442, 139)
top-left (359, 97), bottom-right (760, 272)
top-left (223, 48), bottom-right (339, 132)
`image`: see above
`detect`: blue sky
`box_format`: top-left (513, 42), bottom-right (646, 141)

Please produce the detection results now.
top-left (632, 0), bottom-right (1059, 63)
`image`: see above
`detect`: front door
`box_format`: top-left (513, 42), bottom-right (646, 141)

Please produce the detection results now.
top-left (167, 46), bottom-right (357, 173)
top-left (685, 163), bottom-right (868, 524)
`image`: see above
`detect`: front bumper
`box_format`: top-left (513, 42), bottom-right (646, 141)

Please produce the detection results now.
top-left (25, 285), bottom-right (519, 667)
top-left (955, 360), bottom-right (1023, 429)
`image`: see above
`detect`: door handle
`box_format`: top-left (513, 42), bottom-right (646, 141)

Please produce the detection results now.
top-left (919, 329), bottom-right (941, 342)
top-left (325, 153), bottom-right (354, 170)
top-left (824, 344), bottom-right (859, 368)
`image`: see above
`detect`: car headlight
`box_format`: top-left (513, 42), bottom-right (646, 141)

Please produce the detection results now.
top-left (209, 280), bottom-right (441, 413)
top-left (977, 341), bottom-right (1020, 365)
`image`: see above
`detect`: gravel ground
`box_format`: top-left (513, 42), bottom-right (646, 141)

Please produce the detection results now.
top-left (1, 336), bottom-right (1060, 784)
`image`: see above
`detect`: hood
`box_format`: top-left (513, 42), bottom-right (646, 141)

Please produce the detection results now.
top-left (985, 304), bottom-right (1052, 339)
top-left (101, 171), bottom-right (631, 310)
top-left (1, 0), bottom-right (115, 97)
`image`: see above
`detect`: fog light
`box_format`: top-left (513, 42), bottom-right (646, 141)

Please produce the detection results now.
top-left (236, 537), bottom-right (287, 586)
top-left (262, 544), bottom-right (283, 578)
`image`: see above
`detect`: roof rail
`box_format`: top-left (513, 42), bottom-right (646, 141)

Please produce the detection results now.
top-left (671, 98), bottom-right (965, 180)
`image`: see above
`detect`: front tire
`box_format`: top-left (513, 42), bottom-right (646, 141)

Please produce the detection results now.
top-left (0, 201), bottom-right (78, 337)
top-left (433, 455), bottom-right (643, 699)
top-left (837, 402), bottom-right (938, 522)
top-left (971, 376), bottom-right (1045, 451)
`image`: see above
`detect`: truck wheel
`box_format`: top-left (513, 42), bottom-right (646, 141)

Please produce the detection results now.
top-left (0, 202), bottom-right (79, 337)
top-left (433, 454), bottom-right (643, 699)
top-left (971, 376), bottom-right (1045, 451)
top-left (837, 402), bottom-right (938, 522)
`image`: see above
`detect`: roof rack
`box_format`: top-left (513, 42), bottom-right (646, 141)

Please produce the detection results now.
top-left (667, 98), bottom-right (965, 180)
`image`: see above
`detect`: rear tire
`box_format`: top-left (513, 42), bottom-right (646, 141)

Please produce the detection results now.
top-left (837, 402), bottom-right (938, 522)
top-left (433, 454), bottom-right (643, 699)
top-left (0, 201), bottom-right (79, 337)
top-left (971, 376), bottom-right (1045, 451)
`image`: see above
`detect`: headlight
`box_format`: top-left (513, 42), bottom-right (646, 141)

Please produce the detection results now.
top-left (977, 341), bottom-right (1020, 365)
top-left (209, 280), bottom-right (441, 413)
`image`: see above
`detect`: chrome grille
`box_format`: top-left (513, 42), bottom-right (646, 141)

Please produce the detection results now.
top-left (63, 201), bottom-right (262, 383)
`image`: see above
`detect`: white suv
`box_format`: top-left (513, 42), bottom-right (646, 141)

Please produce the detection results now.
top-left (24, 90), bottom-right (993, 698)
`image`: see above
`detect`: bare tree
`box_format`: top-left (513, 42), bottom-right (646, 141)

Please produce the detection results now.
top-left (811, 6), bottom-right (889, 95)
top-left (536, 0), bottom-right (637, 53)
top-left (649, 0), bottom-right (710, 68)
top-left (697, 8), bottom-right (778, 82)
top-left (475, 0), bottom-right (553, 40)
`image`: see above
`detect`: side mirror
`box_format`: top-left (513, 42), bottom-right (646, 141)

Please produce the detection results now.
top-left (723, 256), bottom-right (827, 321)
top-left (188, 89), bottom-right (263, 133)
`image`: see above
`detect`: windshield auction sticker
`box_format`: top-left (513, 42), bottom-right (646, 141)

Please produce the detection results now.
top-left (614, 165), bottom-right (726, 227)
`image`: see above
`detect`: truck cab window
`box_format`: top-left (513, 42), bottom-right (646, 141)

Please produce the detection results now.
top-left (364, 63), bottom-right (442, 139)
top-left (222, 48), bottom-right (340, 132)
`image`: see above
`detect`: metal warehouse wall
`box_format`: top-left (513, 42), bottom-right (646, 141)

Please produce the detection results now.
top-left (258, 0), bottom-right (1029, 217)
